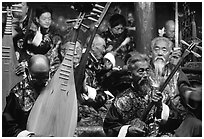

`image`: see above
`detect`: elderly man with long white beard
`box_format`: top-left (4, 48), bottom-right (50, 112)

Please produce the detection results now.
top-left (149, 36), bottom-right (202, 137)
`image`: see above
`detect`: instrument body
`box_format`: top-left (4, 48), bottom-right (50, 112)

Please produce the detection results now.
top-left (27, 3), bottom-right (111, 136)
top-left (2, 6), bottom-right (23, 110)
top-left (27, 12), bottom-right (85, 137)
top-left (27, 42), bottom-right (78, 136)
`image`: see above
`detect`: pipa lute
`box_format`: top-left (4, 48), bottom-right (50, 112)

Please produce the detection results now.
top-left (27, 11), bottom-right (86, 136)
top-left (27, 3), bottom-right (111, 136)
top-left (2, 5), bottom-right (23, 111)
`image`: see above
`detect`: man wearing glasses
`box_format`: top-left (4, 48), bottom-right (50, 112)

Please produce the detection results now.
top-left (100, 13), bottom-right (131, 68)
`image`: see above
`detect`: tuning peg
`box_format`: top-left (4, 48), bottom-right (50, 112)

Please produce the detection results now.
top-left (95, 4), bottom-right (105, 9)
top-left (180, 40), bottom-right (191, 47)
top-left (90, 12), bottom-right (100, 18)
top-left (191, 51), bottom-right (201, 58)
top-left (12, 4), bottom-right (22, 8)
top-left (85, 13), bottom-right (97, 18)
top-left (81, 23), bottom-right (90, 30)
top-left (66, 19), bottom-right (77, 23)
top-left (87, 17), bottom-right (98, 22)
top-left (92, 8), bottom-right (102, 14)
top-left (13, 9), bottom-right (22, 12)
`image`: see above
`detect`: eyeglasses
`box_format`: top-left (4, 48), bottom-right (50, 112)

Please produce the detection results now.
top-left (113, 26), bottom-right (124, 31)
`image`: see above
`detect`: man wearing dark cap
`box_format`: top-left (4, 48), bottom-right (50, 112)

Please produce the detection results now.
top-left (2, 54), bottom-right (50, 137)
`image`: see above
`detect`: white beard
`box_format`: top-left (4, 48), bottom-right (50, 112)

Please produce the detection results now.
top-left (154, 59), bottom-right (165, 77)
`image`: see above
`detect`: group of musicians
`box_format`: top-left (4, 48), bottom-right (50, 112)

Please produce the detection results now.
top-left (2, 2), bottom-right (202, 137)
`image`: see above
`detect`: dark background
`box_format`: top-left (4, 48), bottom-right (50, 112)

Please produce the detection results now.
top-left (23, 2), bottom-right (202, 46)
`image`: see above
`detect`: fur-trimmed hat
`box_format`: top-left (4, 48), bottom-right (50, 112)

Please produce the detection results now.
top-left (104, 52), bottom-right (116, 67)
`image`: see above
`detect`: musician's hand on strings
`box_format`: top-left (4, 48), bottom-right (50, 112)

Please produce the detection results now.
top-left (15, 62), bottom-right (26, 76)
top-left (152, 90), bottom-right (163, 103)
top-left (128, 118), bottom-right (147, 136)
top-left (44, 34), bottom-right (51, 42)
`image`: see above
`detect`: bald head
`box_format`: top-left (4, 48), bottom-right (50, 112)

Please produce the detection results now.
top-left (28, 54), bottom-right (50, 74)
top-left (165, 20), bottom-right (175, 40)
top-left (165, 20), bottom-right (175, 28)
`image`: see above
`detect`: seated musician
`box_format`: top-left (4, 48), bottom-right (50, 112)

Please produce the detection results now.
top-left (103, 52), bottom-right (167, 137)
top-left (15, 5), bottom-right (61, 78)
top-left (23, 5), bottom-right (53, 55)
top-left (2, 55), bottom-right (50, 137)
top-left (76, 34), bottom-right (108, 111)
top-left (158, 20), bottom-right (182, 66)
top-left (100, 13), bottom-right (132, 68)
top-left (149, 36), bottom-right (202, 136)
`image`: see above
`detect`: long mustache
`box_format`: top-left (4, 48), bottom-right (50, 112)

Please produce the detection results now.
top-left (154, 56), bottom-right (165, 62)
top-left (138, 76), bottom-right (148, 86)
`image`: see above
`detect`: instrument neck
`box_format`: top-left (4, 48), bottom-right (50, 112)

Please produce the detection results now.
top-left (4, 6), bottom-right (13, 35)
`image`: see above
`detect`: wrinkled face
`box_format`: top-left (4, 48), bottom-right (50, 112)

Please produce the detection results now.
top-left (132, 61), bottom-right (150, 80)
top-left (111, 24), bottom-right (124, 35)
top-left (166, 24), bottom-right (175, 40)
top-left (131, 61), bottom-right (151, 94)
top-left (37, 12), bottom-right (52, 29)
top-left (152, 39), bottom-right (171, 63)
top-left (92, 38), bottom-right (105, 60)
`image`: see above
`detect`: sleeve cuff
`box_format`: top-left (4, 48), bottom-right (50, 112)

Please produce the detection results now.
top-left (87, 85), bottom-right (97, 100)
top-left (118, 125), bottom-right (131, 137)
top-left (17, 130), bottom-right (35, 137)
top-left (31, 27), bottom-right (42, 46)
top-left (161, 103), bottom-right (170, 122)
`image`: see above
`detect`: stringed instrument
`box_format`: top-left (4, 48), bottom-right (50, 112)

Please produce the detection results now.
top-left (75, 2), bottom-right (111, 99)
top-left (2, 4), bottom-right (23, 111)
top-left (141, 38), bottom-right (202, 122)
top-left (26, 12), bottom-right (85, 137)
top-left (27, 3), bottom-right (111, 137)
